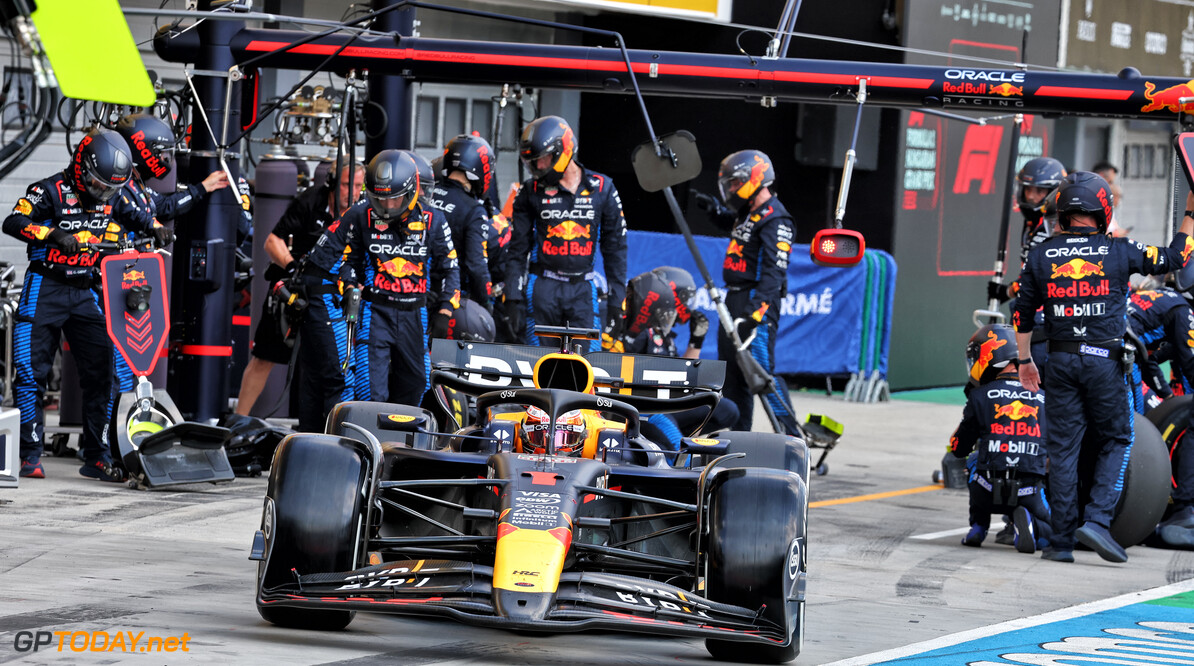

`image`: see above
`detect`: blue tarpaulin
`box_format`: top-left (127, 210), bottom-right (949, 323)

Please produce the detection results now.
top-left (595, 230), bottom-right (896, 377)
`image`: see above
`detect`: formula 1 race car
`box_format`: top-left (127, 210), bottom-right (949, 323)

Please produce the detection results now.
top-left (251, 328), bottom-right (809, 663)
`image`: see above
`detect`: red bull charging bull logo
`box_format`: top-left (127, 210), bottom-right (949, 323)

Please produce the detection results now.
top-left (545, 220), bottom-right (590, 241)
top-left (1183, 237), bottom-right (1194, 264)
top-left (989, 83), bottom-right (1023, 97)
top-left (1141, 80), bottom-right (1194, 114)
top-left (991, 400), bottom-right (1041, 436)
top-left (993, 400), bottom-right (1038, 420)
top-left (970, 331), bottom-right (1007, 382)
top-left (379, 257), bottom-right (423, 278)
top-left (1050, 259), bottom-right (1104, 279)
top-left (74, 231), bottom-right (101, 245)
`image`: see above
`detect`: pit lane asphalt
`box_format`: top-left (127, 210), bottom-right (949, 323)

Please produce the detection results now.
top-left (1, 393), bottom-right (1189, 665)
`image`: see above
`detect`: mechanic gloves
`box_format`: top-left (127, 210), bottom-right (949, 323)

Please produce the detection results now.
top-left (735, 316), bottom-right (758, 344)
top-left (152, 226), bottom-right (175, 248)
top-left (688, 311), bottom-right (709, 349)
top-left (504, 298), bottom-right (525, 341)
top-left (47, 228), bottom-right (80, 254)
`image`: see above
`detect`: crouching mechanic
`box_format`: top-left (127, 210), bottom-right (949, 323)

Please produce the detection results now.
top-left (612, 268), bottom-right (738, 450)
top-left (1016, 175), bottom-right (1194, 563)
top-left (504, 116), bottom-right (627, 350)
top-left (715, 149), bottom-right (800, 432)
top-left (950, 324), bottom-right (1052, 553)
top-left (303, 150), bottom-right (459, 422)
top-left (4, 129), bottom-right (167, 480)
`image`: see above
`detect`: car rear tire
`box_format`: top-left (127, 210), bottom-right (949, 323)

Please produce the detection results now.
top-left (711, 430), bottom-right (810, 484)
top-left (257, 434), bottom-right (365, 630)
top-left (326, 400), bottom-right (439, 450)
top-left (705, 467), bottom-right (806, 664)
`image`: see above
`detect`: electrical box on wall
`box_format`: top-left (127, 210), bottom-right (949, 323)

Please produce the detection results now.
top-left (794, 104), bottom-right (881, 171)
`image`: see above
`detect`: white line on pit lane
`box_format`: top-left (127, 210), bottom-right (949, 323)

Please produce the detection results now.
top-left (908, 526), bottom-right (970, 540)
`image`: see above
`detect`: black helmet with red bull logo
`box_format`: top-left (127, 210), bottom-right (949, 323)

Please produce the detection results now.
top-left (366, 149), bottom-right (420, 224)
top-left (519, 115), bottom-right (576, 186)
top-left (1055, 171), bottom-right (1114, 233)
top-left (1015, 157), bottom-right (1066, 219)
top-left (406, 151), bottom-right (434, 202)
top-left (625, 270), bottom-right (678, 337)
top-left (651, 266), bottom-right (697, 324)
top-left (71, 128), bottom-right (133, 203)
top-left (448, 299), bottom-right (496, 342)
top-left (115, 113), bottom-right (176, 182)
top-left (442, 133), bottom-right (495, 198)
top-left (718, 149), bottom-right (774, 213)
top-left (965, 324), bottom-right (1019, 386)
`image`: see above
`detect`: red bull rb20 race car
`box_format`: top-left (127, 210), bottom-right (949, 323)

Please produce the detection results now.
top-left (251, 328), bottom-right (809, 663)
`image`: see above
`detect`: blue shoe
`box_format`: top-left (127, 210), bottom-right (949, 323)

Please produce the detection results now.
top-left (79, 459), bottom-right (125, 483)
top-left (961, 524), bottom-right (986, 547)
top-left (19, 459), bottom-right (44, 478)
top-left (1013, 506), bottom-right (1036, 554)
top-left (1076, 522), bottom-right (1127, 563)
top-left (1041, 548), bottom-right (1074, 562)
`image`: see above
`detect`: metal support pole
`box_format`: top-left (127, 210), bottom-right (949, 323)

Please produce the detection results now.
top-left (366, 0), bottom-right (414, 158)
top-left (168, 0), bottom-right (243, 421)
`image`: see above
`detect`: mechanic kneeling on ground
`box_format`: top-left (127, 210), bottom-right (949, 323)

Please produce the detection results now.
top-left (5, 129), bottom-right (166, 481)
top-left (950, 324), bottom-right (1052, 554)
top-left (1125, 283), bottom-right (1194, 547)
top-left (235, 161), bottom-right (365, 416)
top-left (611, 267), bottom-right (737, 450)
top-left (1016, 174), bottom-right (1194, 563)
top-left (503, 116), bottom-right (627, 351)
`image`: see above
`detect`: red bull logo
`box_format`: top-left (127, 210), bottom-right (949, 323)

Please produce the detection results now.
top-left (1183, 237), bottom-right (1194, 264)
top-left (989, 83), bottom-right (1023, 97)
top-left (737, 156), bottom-right (769, 199)
top-left (993, 400), bottom-right (1038, 420)
top-left (74, 231), bottom-right (101, 245)
top-left (545, 220), bottom-right (590, 241)
top-left (379, 257), bottom-right (423, 278)
top-left (727, 239), bottom-right (744, 257)
top-left (1049, 259), bottom-right (1104, 279)
top-left (122, 269), bottom-right (146, 282)
top-left (1141, 80), bottom-right (1194, 113)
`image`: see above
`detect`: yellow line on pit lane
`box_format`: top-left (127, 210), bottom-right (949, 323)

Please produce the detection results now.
top-left (810, 483), bottom-right (943, 508)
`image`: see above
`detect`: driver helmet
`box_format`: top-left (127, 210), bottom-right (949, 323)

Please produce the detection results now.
top-left (522, 405), bottom-right (586, 456)
top-left (519, 115), bottom-right (576, 186)
top-left (115, 113), bottom-right (176, 181)
top-left (71, 128), bottom-right (133, 203)
top-left (1015, 157), bottom-right (1066, 220)
top-left (625, 270), bottom-right (678, 337)
top-left (1055, 171), bottom-right (1114, 233)
top-left (966, 324), bottom-right (1019, 386)
top-left (717, 149), bottom-right (774, 213)
top-left (366, 149), bottom-right (420, 225)
top-left (652, 266), bottom-right (696, 324)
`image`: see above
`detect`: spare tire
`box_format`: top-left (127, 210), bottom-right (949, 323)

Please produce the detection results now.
top-left (1110, 417), bottom-right (1171, 547)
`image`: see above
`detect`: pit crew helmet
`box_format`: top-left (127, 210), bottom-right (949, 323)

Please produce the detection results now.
top-left (115, 113), bottom-right (176, 181)
top-left (366, 149), bottom-right (420, 224)
top-left (1055, 171), bottom-right (1114, 233)
top-left (626, 270), bottom-right (678, 337)
top-left (72, 128), bottom-right (133, 203)
top-left (442, 134), bottom-right (495, 198)
top-left (966, 324), bottom-right (1019, 385)
top-left (1015, 157), bottom-right (1066, 219)
top-left (519, 115), bottom-right (576, 186)
top-left (718, 149), bottom-right (774, 213)
top-left (652, 266), bottom-right (697, 324)
top-left (447, 299), bottom-right (496, 342)
top-left (522, 405), bottom-right (586, 456)
top-left (407, 151), bottom-right (435, 201)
